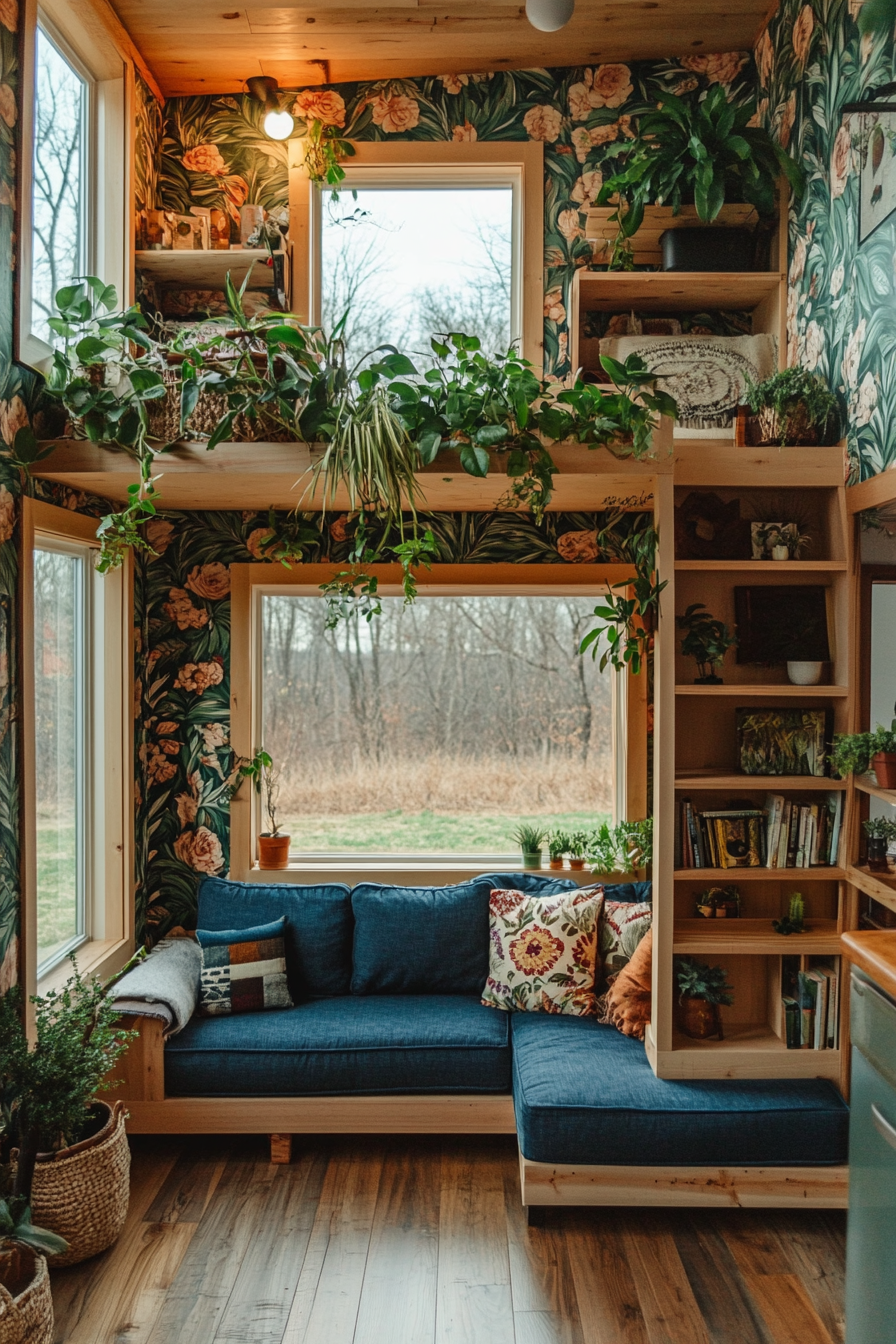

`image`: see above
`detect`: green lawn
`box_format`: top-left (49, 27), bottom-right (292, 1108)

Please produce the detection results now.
top-left (277, 810), bottom-right (610, 853)
top-left (35, 819), bottom-right (79, 959)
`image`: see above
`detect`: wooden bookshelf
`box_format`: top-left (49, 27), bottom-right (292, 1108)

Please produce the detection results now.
top-left (673, 919), bottom-right (841, 955)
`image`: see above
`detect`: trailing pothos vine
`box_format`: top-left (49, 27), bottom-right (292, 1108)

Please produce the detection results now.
top-left (579, 520), bottom-right (666, 675)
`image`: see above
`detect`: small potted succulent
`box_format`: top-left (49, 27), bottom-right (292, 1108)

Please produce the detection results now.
top-left (547, 831), bottom-right (568, 870)
top-left (744, 368), bottom-right (840, 447)
top-left (675, 957), bottom-right (734, 1040)
top-left (772, 891), bottom-right (806, 935)
top-left (676, 602), bottom-right (737, 684)
top-left (567, 830), bottom-right (589, 871)
top-left (864, 817), bottom-right (896, 874)
top-left (512, 824), bottom-right (546, 871)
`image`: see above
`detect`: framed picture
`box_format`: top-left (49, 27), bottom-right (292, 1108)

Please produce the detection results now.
top-left (736, 708), bottom-right (831, 777)
top-left (860, 111), bottom-right (896, 245)
top-left (734, 586), bottom-right (831, 664)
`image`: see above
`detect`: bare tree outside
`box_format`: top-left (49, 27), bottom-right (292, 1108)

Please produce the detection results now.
top-left (261, 595), bottom-right (613, 854)
top-left (31, 26), bottom-right (87, 344)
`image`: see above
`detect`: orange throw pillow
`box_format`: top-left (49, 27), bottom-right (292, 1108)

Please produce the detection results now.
top-left (600, 927), bottom-right (652, 1040)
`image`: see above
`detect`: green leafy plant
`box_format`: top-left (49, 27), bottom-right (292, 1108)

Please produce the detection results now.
top-left (675, 957), bottom-right (734, 1005)
top-left (233, 747), bottom-right (282, 836)
top-left (676, 602), bottom-right (737, 683)
top-left (586, 817), bottom-right (653, 874)
top-left (599, 84), bottom-right (805, 255)
top-left (246, 508), bottom-right (322, 568)
top-left (300, 117), bottom-right (356, 199)
top-left (863, 817), bottom-right (896, 840)
top-left (96, 474), bottom-right (162, 574)
top-left (831, 721), bottom-right (896, 777)
top-left (0, 1190), bottom-right (68, 1259)
top-left (512, 824), bottom-right (547, 855)
top-left (744, 368), bottom-right (841, 446)
top-left (750, 520), bottom-right (811, 559)
top-left (579, 522), bottom-right (666, 674)
top-left (547, 830), bottom-right (568, 861)
top-left (567, 829), bottom-right (589, 859)
top-left (772, 891), bottom-right (806, 935)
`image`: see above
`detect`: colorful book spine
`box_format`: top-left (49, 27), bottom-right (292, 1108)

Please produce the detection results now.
top-left (782, 996), bottom-right (800, 1049)
top-left (798, 971), bottom-right (817, 1049)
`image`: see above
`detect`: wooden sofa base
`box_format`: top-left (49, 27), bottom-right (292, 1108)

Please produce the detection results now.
top-left (119, 1094), bottom-right (517, 1134)
top-left (520, 1152), bottom-right (849, 1208)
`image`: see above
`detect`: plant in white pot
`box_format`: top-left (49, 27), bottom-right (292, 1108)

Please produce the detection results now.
top-left (0, 960), bottom-right (138, 1270)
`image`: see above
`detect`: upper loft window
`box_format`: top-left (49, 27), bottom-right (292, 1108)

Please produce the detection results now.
top-left (319, 174), bottom-right (517, 369)
top-left (30, 23), bottom-right (90, 349)
top-left (259, 593), bottom-right (613, 858)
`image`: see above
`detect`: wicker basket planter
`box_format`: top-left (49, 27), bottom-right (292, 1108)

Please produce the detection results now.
top-left (755, 403), bottom-right (819, 446)
top-left (146, 368), bottom-right (294, 444)
top-left (26, 1100), bottom-right (130, 1268)
top-left (0, 1248), bottom-right (54, 1344)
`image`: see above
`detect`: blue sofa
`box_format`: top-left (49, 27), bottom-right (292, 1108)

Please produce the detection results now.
top-left (118, 872), bottom-right (850, 1209)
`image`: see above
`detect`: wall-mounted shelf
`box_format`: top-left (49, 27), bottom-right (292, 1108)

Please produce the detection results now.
top-left (671, 442), bottom-right (846, 488)
top-left (585, 204), bottom-right (759, 268)
top-left (135, 249), bottom-right (278, 287)
top-left (574, 270), bottom-right (784, 314)
top-left (854, 776), bottom-right (896, 806)
top-left (675, 684), bottom-right (849, 697)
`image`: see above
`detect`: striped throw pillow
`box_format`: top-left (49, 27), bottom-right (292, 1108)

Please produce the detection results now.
top-left (196, 916), bottom-right (293, 1016)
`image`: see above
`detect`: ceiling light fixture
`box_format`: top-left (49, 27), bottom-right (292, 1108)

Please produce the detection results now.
top-left (245, 75), bottom-right (294, 140)
top-left (525, 0), bottom-right (574, 30)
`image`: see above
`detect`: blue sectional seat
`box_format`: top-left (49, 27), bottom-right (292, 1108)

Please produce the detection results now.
top-left (511, 1014), bottom-right (850, 1167)
top-left (166, 994), bottom-right (511, 1096)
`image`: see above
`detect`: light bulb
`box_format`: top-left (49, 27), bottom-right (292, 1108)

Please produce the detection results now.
top-left (263, 108), bottom-right (294, 140)
top-left (525, 0), bottom-right (574, 29)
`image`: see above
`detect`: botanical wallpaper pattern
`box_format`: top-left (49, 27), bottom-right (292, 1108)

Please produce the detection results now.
top-left (135, 507), bottom-right (650, 942)
top-left (758, 0), bottom-right (896, 479)
top-left (156, 59), bottom-right (756, 377)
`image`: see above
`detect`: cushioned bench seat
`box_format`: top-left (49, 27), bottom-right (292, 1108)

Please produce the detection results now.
top-left (165, 994), bottom-right (511, 1096)
top-left (512, 1015), bottom-right (850, 1167)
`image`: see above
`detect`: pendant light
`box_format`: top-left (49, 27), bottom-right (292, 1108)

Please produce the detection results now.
top-left (525, 0), bottom-right (575, 29)
top-left (246, 75), bottom-right (294, 140)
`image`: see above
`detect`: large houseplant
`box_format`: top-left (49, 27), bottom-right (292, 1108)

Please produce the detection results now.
top-left (0, 961), bottom-right (138, 1268)
top-left (599, 84), bottom-right (804, 270)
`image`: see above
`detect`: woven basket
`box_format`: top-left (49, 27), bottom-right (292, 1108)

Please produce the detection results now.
top-left (146, 368), bottom-right (293, 444)
top-left (756, 403), bottom-right (818, 446)
top-left (0, 1249), bottom-right (54, 1344)
top-left (27, 1100), bottom-right (130, 1268)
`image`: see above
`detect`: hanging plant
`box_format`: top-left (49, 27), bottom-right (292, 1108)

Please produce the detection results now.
top-left (301, 118), bottom-right (356, 199)
top-left (578, 521), bottom-right (666, 674)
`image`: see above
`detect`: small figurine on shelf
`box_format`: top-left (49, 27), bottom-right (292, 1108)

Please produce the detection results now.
top-left (695, 884), bottom-right (741, 919)
top-left (676, 602), bottom-right (738, 684)
top-left (772, 891), bottom-right (806, 935)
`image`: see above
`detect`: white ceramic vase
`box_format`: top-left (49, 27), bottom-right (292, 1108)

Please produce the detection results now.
top-left (787, 660), bottom-right (823, 685)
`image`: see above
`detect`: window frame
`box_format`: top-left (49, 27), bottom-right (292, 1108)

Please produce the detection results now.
top-left (20, 499), bottom-right (134, 1004)
top-left (230, 562), bottom-right (646, 882)
top-left (17, 0), bottom-right (131, 372)
top-left (287, 141), bottom-right (545, 370)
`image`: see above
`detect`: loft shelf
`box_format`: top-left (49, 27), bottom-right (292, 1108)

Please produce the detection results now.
top-left (674, 867), bottom-right (846, 881)
top-left (575, 270), bottom-right (783, 313)
top-left (854, 776), bottom-right (896, 806)
top-left (135, 248), bottom-right (277, 287)
top-left (674, 774), bottom-right (847, 792)
top-left (674, 560), bottom-right (848, 572)
top-left (584, 204), bottom-right (759, 267)
top-left (675, 684), bottom-right (849, 697)
top-left (672, 442), bottom-right (846, 488)
top-left (673, 919), bottom-right (840, 955)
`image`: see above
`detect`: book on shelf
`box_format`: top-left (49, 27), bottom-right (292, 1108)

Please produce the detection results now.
top-left (782, 956), bottom-right (840, 1050)
top-left (675, 793), bottom-right (842, 869)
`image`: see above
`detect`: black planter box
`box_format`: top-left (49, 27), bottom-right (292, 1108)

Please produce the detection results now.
top-left (660, 226), bottom-right (755, 272)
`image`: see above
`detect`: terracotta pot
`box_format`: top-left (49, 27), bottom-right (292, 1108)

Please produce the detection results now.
top-left (548, 859), bottom-right (564, 870)
top-left (678, 996), bottom-right (724, 1040)
top-left (258, 834), bottom-right (290, 869)
top-left (568, 858), bottom-right (586, 870)
top-left (0, 1247), bottom-right (54, 1344)
top-left (872, 752), bottom-right (896, 790)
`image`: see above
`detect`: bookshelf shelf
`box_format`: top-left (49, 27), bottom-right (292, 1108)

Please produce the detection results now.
top-left (854, 776), bottom-right (896, 806)
top-left (673, 919), bottom-right (840, 955)
top-left (674, 560), bottom-right (848, 572)
top-left (674, 775), bottom-right (847, 791)
top-left (675, 684), bottom-right (849, 697)
top-left (674, 867), bottom-right (847, 881)
top-left (648, 1027), bottom-right (842, 1080)
top-left (847, 865), bottom-right (896, 914)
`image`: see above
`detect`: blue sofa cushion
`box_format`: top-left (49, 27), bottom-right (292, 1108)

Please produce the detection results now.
top-left (512, 1015), bottom-right (849, 1166)
top-left (603, 880), bottom-right (652, 904)
top-left (196, 877), bottom-right (353, 1000)
top-left (351, 881), bottom-right (493, 995)
top-left (165, 994), bottom-right (511, 1096)
top-left (470, 872), bottom-right (579, 895)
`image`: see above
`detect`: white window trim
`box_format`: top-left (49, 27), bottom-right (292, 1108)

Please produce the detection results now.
top-left (17, 0), bottom-right (131, 372)
top-left (287, 141), bottom-right (545, 371)
top-left (21, 499), bottom-right (134, 1007)
top-left (230, 564), bottom-right (636, 881)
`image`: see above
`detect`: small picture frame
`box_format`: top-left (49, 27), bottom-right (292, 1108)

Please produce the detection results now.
top-left (751, 521), bottom-right (800, 561)
top-left (860, 111), bottom-right (896, 245)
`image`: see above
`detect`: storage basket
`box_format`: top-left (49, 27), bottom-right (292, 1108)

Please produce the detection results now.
top-left (27, 1100), bottom-right (130, 1267)
top-left (756, 403), bottom-right (818, 446)
top-left (0, 1249), bottom-right (54, 1344)
top-left (146, 367), bottom-right (294, 444)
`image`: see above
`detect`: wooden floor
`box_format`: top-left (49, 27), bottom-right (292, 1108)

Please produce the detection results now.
top-left (51, 1134), bottom-right (846, 1344)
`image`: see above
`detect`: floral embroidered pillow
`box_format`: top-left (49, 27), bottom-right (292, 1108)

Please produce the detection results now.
top-left (599, 899), bottom-right (653, 991)
top-left (481, 886), bottom-right (605, 1016)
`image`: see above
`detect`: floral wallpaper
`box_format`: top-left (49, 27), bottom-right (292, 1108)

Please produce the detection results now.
top-left (134, 506), bottom-right (650, 942)
top-left (156, 58), bottom-right (756, 376)
top-left (758, 0), bottom-right (896, 479)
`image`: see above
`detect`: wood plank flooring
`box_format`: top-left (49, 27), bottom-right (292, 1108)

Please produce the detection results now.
top-left (51, 1135), bottom-right (846, 1344)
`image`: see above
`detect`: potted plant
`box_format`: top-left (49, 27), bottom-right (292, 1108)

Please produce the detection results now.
top-left (567, 830), bottom-right (589, 870)
top-left (832, 723), bottom-right (896, 788)
top-left (512, 824), bottom-right (546, 871)
top-left (772, 891), bottom-right (806, 935)
top-left (237, 748), bottom-right (290, 869)
top-left (598, 84), bottom-right (804, 271)
top-left (585, 817), bottom-right (653, 877)
top-left (675, 957), bottom-right (734, 1040)
top-left (0, 1184), bottom-right (66, 1344)
top-left (864, 818), bottom-right (896, 874)
top-left (695, 884), bottom-right (741, 919)
top-left (0, 959), bottom-right (138, 1270)
top-left (744, 368), bottom-right (840, 447)
top-left (676, 602), bottom-right (737, 684)
top-left (751, 521), bottom-right (811, 561)
top-left (547, 831), bottom-right (567, 870)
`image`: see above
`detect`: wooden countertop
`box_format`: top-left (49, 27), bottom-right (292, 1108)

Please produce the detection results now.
top-left (841, 931), bottom-right (896, 1000)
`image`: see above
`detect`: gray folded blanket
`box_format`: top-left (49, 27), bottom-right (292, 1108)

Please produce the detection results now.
top-left (112, 937), bottom-right (202, 1036)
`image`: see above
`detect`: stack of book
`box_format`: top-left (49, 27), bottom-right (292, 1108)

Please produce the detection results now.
top-left (781, 957), bottom-right (840, 1050)
top-left (676, 792), bottom-right (843, 869)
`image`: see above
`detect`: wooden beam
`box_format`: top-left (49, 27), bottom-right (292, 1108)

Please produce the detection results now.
top-left (847, 469), bottom-right (896, 515)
